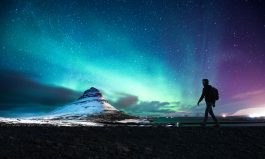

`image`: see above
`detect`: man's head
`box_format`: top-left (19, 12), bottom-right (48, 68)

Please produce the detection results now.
top-left (202, 79), bottom-right (209, 86)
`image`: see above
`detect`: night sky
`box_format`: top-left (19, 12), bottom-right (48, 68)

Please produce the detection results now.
top-left (1, 0), bottom-right (265, 117)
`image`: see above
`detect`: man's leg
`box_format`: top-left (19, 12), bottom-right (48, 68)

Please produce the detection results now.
top-left (208, 103), bottom-right (219, 125)
top-left (202, 106), bottom-right (209, 126)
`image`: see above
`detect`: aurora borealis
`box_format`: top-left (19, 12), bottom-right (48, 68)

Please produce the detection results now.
top-left (1, 0), bottom-right (265, 117)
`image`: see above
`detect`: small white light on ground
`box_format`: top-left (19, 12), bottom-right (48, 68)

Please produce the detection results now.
top-left (222, 114), bottom-right (227, 118)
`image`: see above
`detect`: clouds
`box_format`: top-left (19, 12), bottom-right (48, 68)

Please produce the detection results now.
top-left (232, 105), bottom-right (265, 117)
top-left (0, 69), bottom-right (81, 110)
top-left (0, 69), bottom-right (193, 116)
top-left (109, 92), bottom-right (196, 116)
top-left (125, 100), bottom-right (198, 116)
top-left (113, 94), bottom-right (139, 108)
top-left (232, 89), bottom-right (265, 99)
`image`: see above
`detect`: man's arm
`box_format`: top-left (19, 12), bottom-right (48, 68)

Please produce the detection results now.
top-left (197, 89), bottom-right (205, 105)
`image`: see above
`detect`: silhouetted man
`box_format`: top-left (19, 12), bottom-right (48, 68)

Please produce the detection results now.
top-left (197, 79), bottom-right (219, 127)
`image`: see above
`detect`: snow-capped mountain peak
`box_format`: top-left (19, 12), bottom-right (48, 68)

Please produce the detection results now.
top-left (3, 87), bottom-right (138, 124)
top-left (49, 87), bottom-right (118, 117)
top-left (78, 87), bottom-right (103, 99)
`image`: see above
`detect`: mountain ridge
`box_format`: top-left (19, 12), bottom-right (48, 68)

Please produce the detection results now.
top-left (47, 87), bottom-right (137, 122)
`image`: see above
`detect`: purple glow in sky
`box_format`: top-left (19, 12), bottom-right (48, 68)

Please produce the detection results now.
top-left (0, 0), bottom-right (265, 117)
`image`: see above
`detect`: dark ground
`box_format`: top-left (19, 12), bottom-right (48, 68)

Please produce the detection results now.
top-left (0, 125), bottom-right (265, 159)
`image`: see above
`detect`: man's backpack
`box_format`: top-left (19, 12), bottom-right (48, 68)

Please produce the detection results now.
top-left (211, 87), bottom-right (219, 101)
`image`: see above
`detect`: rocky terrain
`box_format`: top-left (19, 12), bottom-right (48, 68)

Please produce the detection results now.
top-left (0, 125), bottom-right (265, 159)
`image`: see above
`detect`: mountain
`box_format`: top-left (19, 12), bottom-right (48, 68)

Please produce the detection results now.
top-left (47, 87), bottom-right (136, 122)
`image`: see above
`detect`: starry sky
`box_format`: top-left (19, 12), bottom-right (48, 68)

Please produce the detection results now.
top-left (0, 0), bottom-right (265, 117)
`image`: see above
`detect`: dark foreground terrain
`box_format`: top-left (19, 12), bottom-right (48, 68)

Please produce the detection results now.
top-left (0, 125), bottom-right (265, 159)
